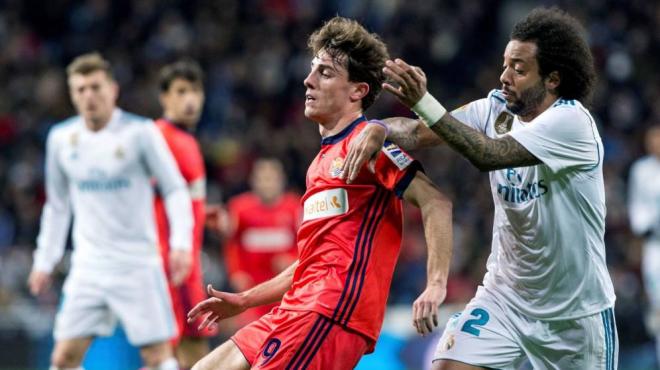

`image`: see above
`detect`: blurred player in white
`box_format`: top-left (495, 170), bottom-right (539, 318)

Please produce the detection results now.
top-left (341, 7), bottom-right (617, 370)
top-left (628, 125), bottom-right (660, 366)
top-left (28, 52), bottom-right (193, 370)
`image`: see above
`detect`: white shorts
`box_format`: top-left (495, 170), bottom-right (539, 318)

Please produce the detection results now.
top-left (434, 288), bottom-right (618, 370)
top-left (54, 263), bottom-right (177, 346)
top-left (642, 241), bottom-right (660, 334)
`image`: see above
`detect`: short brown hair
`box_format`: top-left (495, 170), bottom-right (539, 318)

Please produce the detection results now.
top-left (308, 17), bottom-right (389, 110)
top-left (159, 59), bottom-right (205, 92)
top-left (66, 52), bottom-right (113, 79)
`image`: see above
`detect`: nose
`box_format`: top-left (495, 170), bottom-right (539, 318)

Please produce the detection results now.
top-left (303, 71), bottom-right (315, 89)
top-left (500, 67), bottom-right (511, 87)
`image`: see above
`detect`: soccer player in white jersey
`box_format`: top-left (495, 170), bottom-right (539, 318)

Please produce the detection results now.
top-left (628, 125), bottom-right (660, 366)
top-left (340, 7), bottom-right (617, 370)
top-left (27, 52), bottom-right (193, 370)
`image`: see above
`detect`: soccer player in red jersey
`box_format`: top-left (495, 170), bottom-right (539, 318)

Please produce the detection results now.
top-left (154, 60), bottom-right (216, 369)
top-left (188, 17), bottom-right (453, 370)
top-left (222, 158), bottom-right (300, 323)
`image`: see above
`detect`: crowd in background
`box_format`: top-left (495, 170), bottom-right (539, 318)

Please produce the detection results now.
top-left (0, 0), bottom-right (658, 368)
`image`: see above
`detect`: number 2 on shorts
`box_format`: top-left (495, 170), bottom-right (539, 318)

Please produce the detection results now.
top-left (460, 308), bottom-right (490, 336)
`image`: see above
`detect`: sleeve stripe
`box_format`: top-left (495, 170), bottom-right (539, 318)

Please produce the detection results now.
top-left (393, 161), bottom-right (424, 198)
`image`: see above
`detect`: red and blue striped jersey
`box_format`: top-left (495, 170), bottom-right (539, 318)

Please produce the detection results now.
top-left (279, 116), bottom-right (421, 349)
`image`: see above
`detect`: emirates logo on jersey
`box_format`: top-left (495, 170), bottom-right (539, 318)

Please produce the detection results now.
top-left (329, 157), bottom-right (345, 178)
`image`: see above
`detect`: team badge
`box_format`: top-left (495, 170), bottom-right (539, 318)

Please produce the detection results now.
top-left (329, 157), bottom-right (344, 178)
top-left (494, 111), bottom-right (513, 135)
top-left (440, 334), bottom-right (455, 352)
top-left (115, 146), bottom-right (125, 159)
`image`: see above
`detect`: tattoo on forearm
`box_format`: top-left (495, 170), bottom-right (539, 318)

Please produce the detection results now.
top-left (432, 114), bottom-right (541, 171)
top-left (384, 117), bottom-right (421, 151)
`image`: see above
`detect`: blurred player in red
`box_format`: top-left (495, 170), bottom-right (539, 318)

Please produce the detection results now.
top-left (222, 158), bottom-right (300, 324)
top-left (187, 17), bottom-right (453, 370)
top-left (154, 59), bottom-right (216, 369)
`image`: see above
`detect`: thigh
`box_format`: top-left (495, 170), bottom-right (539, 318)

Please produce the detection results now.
top-left (522, 307), bottom-right (618, 370)
top-left (194, 339), bottom-right (250, 370)
top-left (107, 264), bottom-right (177, 346)
top-left (433, 291), bottom-right (524, 370)
top-left (54, 272), bottom-right (115, 340)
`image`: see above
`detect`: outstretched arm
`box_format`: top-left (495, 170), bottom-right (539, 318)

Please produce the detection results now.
top-left (187, 260), bottom-right (298, 330)
top-left (402, 171), bottom-right (453, 336)
top-left (383, 58), bottom-right (541, 172)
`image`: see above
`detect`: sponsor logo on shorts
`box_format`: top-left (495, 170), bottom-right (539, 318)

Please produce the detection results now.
top-left (303, 188), bottom-right (348, 221)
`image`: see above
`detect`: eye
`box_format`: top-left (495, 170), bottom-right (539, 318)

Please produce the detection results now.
top-left (514, 69), bottom-right (524, 75)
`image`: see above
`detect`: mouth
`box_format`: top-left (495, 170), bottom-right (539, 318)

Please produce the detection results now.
top-left (305, 93), bottom-right (315, 102)
top-left (501, 89), bottom-right (514, 100)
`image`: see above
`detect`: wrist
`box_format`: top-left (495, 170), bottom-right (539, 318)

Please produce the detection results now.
top-left (412, 92), bottom-right (447, 127)
top-left (367, 119), bottom-right (389, 137)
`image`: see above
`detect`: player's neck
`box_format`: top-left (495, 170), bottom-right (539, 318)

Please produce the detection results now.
top-left (318, 110), bottom-right (363, 138)
top-left (519, 93), bottom-right (559, 123)
top-left (83, 117), bottom-right (111, 132)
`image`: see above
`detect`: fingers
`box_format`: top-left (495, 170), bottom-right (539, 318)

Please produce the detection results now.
top-left (198, 312), bottom-right (220, 331)
top-left (382, 82), bottom-right (406, 100)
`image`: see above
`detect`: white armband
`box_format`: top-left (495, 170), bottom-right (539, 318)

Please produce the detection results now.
top-left (412, 92), bottom-right (447, 127)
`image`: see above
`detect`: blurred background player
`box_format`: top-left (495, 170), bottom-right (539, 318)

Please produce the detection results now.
top-left (628, 125), bottom-right (660, 366)
top-left (217, 158), bottom-right (300, 327)
top-left (27, 52), bottom-right (193, 370)
top-left (154, 59), bottom-right (216, 369)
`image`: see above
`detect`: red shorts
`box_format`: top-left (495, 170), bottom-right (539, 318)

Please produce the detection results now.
top-left (167, 253), bottom-right (218, 341)
top-left (232, 307), bottom-right (370, 370)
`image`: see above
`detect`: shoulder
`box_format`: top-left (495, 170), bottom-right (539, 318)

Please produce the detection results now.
top-left (119, 110), bottom-right (152, 125)
top-left (630, 156), bottom-right (655, 173)
top-left (546, 99), bottom-right (593, 125)
top-left (47, 116), bottom-right (79, 143)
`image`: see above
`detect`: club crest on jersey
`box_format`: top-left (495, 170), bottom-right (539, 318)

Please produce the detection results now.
top-left (115, 146), bottom-right (125, 159)
top-left (494, 112), bottom-right (513, 135)
top-left (382, 143), bottom-right (412, 170)
top-left (70, 132), bottom-right (78, 146)
top-left (329, 157), bottom-right (345, 178)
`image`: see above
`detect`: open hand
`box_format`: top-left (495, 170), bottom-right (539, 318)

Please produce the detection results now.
top-left (412, 282), bottom-right (447, 336)
top-left (340, 122), bottom-right (387, 183)
top-left (382, 59), bottom-right (428, 108)
top-left (187, 285), bottom-right (248, 331)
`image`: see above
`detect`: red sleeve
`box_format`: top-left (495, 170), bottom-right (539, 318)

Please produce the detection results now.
top-left (373, 141), bottom-right (422, 198)
top-left (172, 136), bottom-right (205, 183)
top-left (192, 199), bottom-right (205, 252)
top-left (224, 199), bottom-right (244, 277)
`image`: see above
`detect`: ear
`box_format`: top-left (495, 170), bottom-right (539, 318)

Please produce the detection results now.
top-left (350, 82), bottom-right (370, 103)
top-left (545, 71), bottom-right (560, 94)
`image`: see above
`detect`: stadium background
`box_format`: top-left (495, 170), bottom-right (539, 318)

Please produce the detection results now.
top-left (0, 0), bottom-right (657, 369)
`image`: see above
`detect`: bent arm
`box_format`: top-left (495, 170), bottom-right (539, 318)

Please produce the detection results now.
top-left (382, 117), bottom-right (444, 150)
top-left (403, 172), bottom-right (453, 288)
top-left (240, 260), bottom-right (298, 308)
top-left (429, 114), bottom-right (540, 171)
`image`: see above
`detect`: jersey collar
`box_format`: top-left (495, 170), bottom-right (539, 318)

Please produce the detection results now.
top-left (320, 115), bottom-right (366, 145)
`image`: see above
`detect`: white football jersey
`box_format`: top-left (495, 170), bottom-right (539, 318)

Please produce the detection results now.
top-left (628, 155), bottom-right (660, 241)
top-left (34, 109), bottom-right (193, 273)
top-left (451, 89), bottom-right (615, 320)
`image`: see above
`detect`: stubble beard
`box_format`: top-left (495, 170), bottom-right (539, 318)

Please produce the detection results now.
top-left (507, 80), bottom-right (547, 118)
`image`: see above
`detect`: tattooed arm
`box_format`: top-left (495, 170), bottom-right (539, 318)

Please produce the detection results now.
top-left (429, 113), bottom-right (540, 171)
top-left (382, 58), bottom-right (541, 171)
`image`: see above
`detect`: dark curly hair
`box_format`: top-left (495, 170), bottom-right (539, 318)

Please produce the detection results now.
top-left (511, 7), bottom-right (596, 103)
top-left (308, 17), bottom-right (390, 110)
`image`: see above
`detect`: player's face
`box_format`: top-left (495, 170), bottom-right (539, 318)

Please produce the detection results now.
top-left (251, 160), bottom-right (285, 203)
top-left (68, 70), bottom-right (118, 126)
top-left (646, 127), bottom-right (660, 158)
top-left (160, 78), bottom-right (205, 128)
top-left (303, 50), bottom-right (361, 124)
top-left (499, 40), bottom-right (547, 118)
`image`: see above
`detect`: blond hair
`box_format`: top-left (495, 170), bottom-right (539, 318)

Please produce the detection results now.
top-left (66, 52), bottom-right (113, 79)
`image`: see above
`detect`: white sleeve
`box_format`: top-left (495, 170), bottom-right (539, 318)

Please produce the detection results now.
top-left (140, 123), bottom-right (193, 251)
top-left (450, 97), bottom-right (492, 133)
top-left (34, 130), bottom-right (72, 273)
top-left (628, 160), bottom-right (659, 236)
top-left (508, 106), bottom-right (600, 173)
